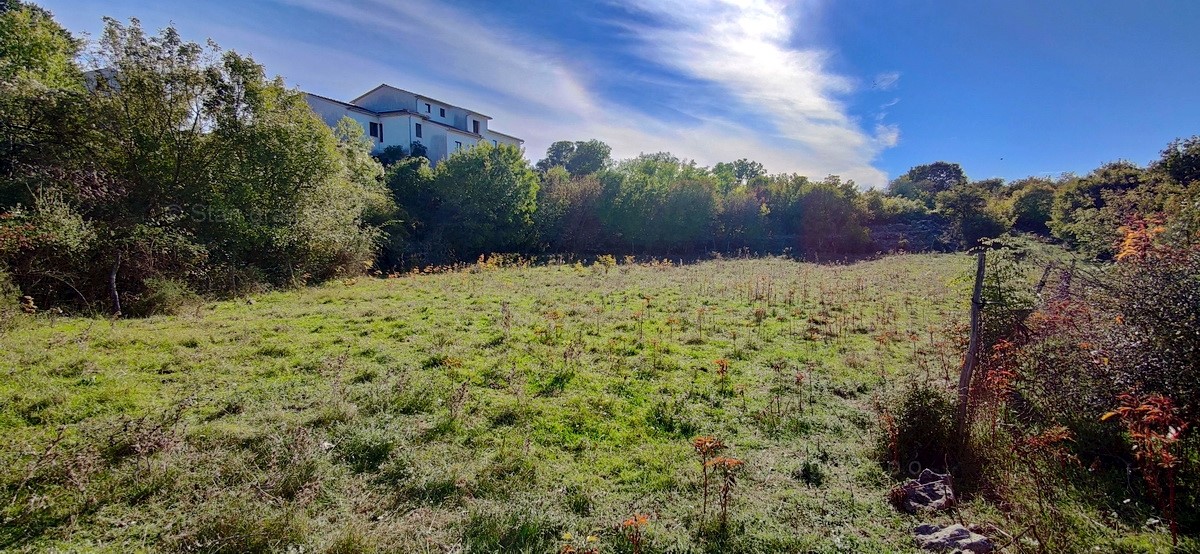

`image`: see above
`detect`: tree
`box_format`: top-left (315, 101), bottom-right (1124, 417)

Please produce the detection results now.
top-left (536, 139), bottom-right (612, 176)
top-left (732, 158), bottom-right (765, 183)
top-left (0, 1), bottom-right (80, 88)
top-left (374, 144), bottom-right (408, 167)
top-left (599, 152), bottom-right (716, 251)
top-left (859, 189), bottom-right (928, 224)
top-left (409, 141), bottom-right (428, 160)
top-left (379, 155), bottom-right (434, 268)
top-left (656, 179), bottom-right (715, 252)
top-left (712, 162), bottom-right (738, 194)
top-left (1048, 161), bottom-right (1147, 258)
top-left (784, 176), bottom-right (870, 253)
top-left (565, 139), bottom-right (611, 176)
top-left (428, 143), bottom-right (539, 258)
top-left (716, 187), bottom-right (768, 250)
top-left (533, 167), bottom-right (605, 253)
top-left (536, 140), bottom-right (575, 172)
top-left (889, 161), bottom-right (968, 206)
top-left (1007, 178), bottom-right (1055, 233)
top-left (712, 159), bottom-right (765, 193)
top-left (0, 0), bottom-right (85, 192)
top-left (906, 162), bottom-right (968, 192)
top-left (1, 14), bottom-right (385, 311)
top-left (1154, 135), bottom-right (1200, 186)
top-left (762, 174), bottom-right (810, 236)
top-left (935, 184), bottom-right (1011, 246)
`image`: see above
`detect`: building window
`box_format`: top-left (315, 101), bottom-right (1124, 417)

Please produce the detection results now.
top-left (378, 123), bottom-right (383, 142)
top-left (425, 103), bottom-right (431, 113)
top-left (415, 123), bottom-right (422, 138)
top-left (472, 120), bottom-right (480, 134)
top-left (493, 140), bottom-right (497, 147)
top-left (439, 108), bottom-right (446, 117)
top-left (368, 122), bottom-right (379, 138)
top-left (455, 141), bottom-right (462, 151)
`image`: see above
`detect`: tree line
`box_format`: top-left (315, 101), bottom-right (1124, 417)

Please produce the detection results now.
top-left (2, 2), bottom-right (1198, 315)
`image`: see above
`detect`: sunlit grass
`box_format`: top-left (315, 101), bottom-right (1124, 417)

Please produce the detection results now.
top-left (2, 252), bottom-right (1167, 552)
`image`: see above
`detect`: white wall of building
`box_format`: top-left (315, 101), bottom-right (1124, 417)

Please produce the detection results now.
top-left (483, 130), bottom-right (523, 150)
top-left (306, 86), bottom-right (524, 165)
top-left (306, 95), bottom-right (384, 148)
top-left (379, 113), bottom-right (416, 152)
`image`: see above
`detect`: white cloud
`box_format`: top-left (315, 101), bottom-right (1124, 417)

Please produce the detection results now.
top-left (270, 0), bottom-right (896, 186)
top-left (873, 71), bottom-right (901, 91)
top-left (606, 0), bottom-right (897, 184)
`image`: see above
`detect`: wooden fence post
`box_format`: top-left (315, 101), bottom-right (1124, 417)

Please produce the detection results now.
top-left (956, 249), bottom-right (986, 438)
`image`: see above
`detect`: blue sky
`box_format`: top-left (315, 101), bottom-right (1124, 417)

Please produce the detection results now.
top-left (39, 0), bottom-right (1200, 187)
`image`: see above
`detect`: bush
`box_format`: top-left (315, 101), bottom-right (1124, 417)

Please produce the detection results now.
top-left (128, 277), bottom-right (200, 317)
top-left (1009, 181), bottom-right (1056, 233)
top-left (0, 266), bottom-right (18, 321)
top-left (884, 382), bottom-right (956, 476)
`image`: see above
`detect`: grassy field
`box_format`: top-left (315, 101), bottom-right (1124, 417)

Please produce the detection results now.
top-left (0, 252), bottom-right (1163, 552)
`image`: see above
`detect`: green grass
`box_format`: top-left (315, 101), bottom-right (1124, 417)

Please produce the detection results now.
top-left (0, 253), bottom-right (1177, 552)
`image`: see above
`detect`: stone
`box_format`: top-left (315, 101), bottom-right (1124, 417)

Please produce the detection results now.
top-left (914, 523), bottom-right (994, 553)
top-left (895, 469), bottom-right (956, 513)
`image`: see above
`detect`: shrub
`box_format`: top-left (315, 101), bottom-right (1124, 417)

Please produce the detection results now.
top-left (794, 459), bottom-right (826, 488)
top-left (0, 266), bottom-right (18, 322)
top-left (1008, 180), bottom-right (1056, 233)
top-left (128, 277), bottom-right (200, 316)
top-left (883, 382), bottom-right (956, 476)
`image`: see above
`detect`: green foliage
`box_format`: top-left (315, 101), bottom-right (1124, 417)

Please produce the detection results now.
top-left (1007, 178), bottom-right (1056, 233)
top-left (977, 242), bottom-right (1037, 351)
top-left (888, 161), bottom-right (968, 206)
top-left (0, 265), bottom-right (16, 321)
top-left (533, 167), bottom-right (604, 252)
top-left (379, 137), bottom-right (1200, 267)
top-left (0, 1), bottom-right (80, 88)
top-left (599, 153), bottom-right (718, 252)
top-left (859, 190), bottom-right (929, 224)
top-left (427, 143), bottom-right (539, 258)
top-left (128, 277), bottom-right (200, 316)
top-left (715, 188), bottom-right (769, 250)
top-left (1048, 162), bottom-right (1148, 258)
top-left (374, 144), bottom-right (408, 166)
top-left (0, 16), bottom-right (385, 311)
top-left (789, 176), bottom-right (871, 253)
top-left (935, 184), bottom-right (1012, 247)
top-left (887, 382), bottom-right (956, 475)
top-left (1154, 135), bottom-right (1200, 186)
top-left (409, 141), bottom-right (428, 160)
top-left (535, 139), bottom-right (612, 176)
top-left (1109, 248), bottom-right (1200, 416)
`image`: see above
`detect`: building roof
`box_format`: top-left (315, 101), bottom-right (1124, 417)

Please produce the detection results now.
top-left (352, 84), bottom-right (493, 120)
top-left (486, 130), bottom-right (524, 143)
top-left (304, 92), bottom-right (379, 116)
top-left (308, 87), bottom-right (521, 143)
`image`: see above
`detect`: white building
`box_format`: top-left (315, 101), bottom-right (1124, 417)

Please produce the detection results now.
top-left (305, 84), bottom-right (523, 163)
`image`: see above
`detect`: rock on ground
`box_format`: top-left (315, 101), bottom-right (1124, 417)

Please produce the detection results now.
top-left (913, 523), bottom-right (994, 553)
top-left (895, 469), bottom-right (956, 513)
